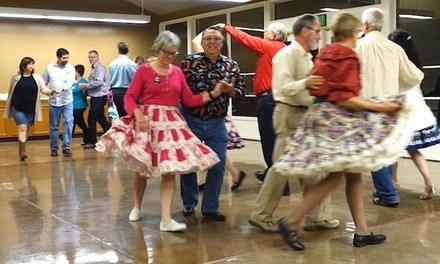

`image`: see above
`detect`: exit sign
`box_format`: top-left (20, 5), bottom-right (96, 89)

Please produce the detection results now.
top-left (317, 14), bottom-right (327, 27)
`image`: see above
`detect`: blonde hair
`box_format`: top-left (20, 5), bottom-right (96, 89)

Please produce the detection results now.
top-left (330, 13), bottom-right (361, 42)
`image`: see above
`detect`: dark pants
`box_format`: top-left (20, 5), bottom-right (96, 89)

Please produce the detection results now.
top-left (85, 96), bottom-right (111, 144)
top-left (73, 108), bottom-right (88, 143)
top-left (111, 88), bottom-right (128, 117)
top-left (256, 93), bottom-right (276, 174)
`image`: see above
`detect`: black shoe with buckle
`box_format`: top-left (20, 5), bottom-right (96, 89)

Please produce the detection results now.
top-left (277, 219), bottom-right (304, 251)
top-left (353, 232), bottom-right (386, 247)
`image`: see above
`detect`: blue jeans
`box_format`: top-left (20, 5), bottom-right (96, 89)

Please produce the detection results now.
top-left (180, 110), bottom-right (228, 213)
top-left (256, 93), bottom-right (276, 170)
top-left (49, 103), bottom-right (73, 151)
top-left (371, 165), bottom-right (399, 204)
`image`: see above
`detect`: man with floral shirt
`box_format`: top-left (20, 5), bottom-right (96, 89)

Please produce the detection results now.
top-left (180, 26), bottom-right (246, 222)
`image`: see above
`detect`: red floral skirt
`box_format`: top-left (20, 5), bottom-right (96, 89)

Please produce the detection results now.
top-left (96, 104), bottom-right (220, 178)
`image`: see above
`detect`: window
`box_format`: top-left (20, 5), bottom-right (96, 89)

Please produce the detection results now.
top-left (165, 22), bottom-right (187, 65)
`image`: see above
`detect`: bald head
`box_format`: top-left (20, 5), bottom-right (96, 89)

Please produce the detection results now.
top-left (266, 22), bottom-right (287, 41)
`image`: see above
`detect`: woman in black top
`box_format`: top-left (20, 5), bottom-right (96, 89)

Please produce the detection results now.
top-left (3, 57), bottom-right (55, 160)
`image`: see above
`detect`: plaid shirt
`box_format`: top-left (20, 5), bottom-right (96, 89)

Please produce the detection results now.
top-left (180, 52), bottom-right (245, 117)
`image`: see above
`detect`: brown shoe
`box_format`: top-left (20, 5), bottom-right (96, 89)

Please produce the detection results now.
top-left (62, 149), bottom-right (72, 157)
top-left (51, 150), bottom-right (58, 156)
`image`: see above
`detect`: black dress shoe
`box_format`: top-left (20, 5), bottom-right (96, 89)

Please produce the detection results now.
top-left (255, 170), bottom-right (265, 182)
top-left (282, 184), bottom-right (291, 196)
top-left (182, 207), bottom-right (195, 217)
top-left (353, 232), bottom-right (386, 247)
top-left (202, 212), bottom-right (226, 222)
top-left (277, 220), bottom-right (305, 251)
top-left (231, 171), bottom-right (247, 191)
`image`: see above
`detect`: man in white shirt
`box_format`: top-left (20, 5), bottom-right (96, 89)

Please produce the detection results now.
top-left (249, 14), bottom-right (340, 232)
top-left (356, 8), bottom-right (424, 207)
top-left (42, 48), bottom-right (76, 157)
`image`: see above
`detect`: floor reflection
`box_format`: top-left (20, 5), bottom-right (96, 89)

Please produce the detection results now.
top-left (1, 139), bottom-right (440, 263)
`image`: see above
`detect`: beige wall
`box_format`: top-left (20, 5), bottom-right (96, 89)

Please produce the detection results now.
top-left (0, 20), bottom-right (158, 93)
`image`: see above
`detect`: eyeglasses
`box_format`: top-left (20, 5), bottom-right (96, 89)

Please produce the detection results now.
top-left (161, 50), bottom-right (179, 57)
top-left (307, 27), bottom-right (321, 34)
top-left (202, 36), bottom-right (223, 42)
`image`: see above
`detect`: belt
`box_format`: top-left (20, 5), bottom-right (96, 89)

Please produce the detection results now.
top-left (276, 101), bottom-right (308, 110)
top-left (258, 91), bottom-right (272, 97)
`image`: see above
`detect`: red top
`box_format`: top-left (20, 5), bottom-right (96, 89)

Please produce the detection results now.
top-left (124, 63), bottom-right (203, 115)
top-left (224, 25), bottom-right (286, 96)
top-left (311, 43), bottom-right (361, 102)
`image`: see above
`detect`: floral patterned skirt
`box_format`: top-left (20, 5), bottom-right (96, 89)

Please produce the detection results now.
top-left (274, 96), bottom-right (413, 177)
top-left (95, 104), bottom-right (220, 178)
top-left (225, 115), bottom-right (245, 150)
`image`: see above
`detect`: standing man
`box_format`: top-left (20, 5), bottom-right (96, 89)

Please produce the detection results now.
top-left (356, 8), bottom-right (424, 207)
top-left (249, 14), bottom-right (340, 232)
top-left (42, 48), bottom-right (76, 157)
top-left (180, 26), bottom-right (246, 221)
top-left (109, 42), bottom-right (137, 117)
top-left (216, 22), bottom-right (286, 183)
top-left (80, 50), bottom-right (111, 149)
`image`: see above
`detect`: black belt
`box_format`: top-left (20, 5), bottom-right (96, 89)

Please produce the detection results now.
top-left (258, 91), bottom-right (272, 97)
top-left (276, 101), bottom-right (308, 110)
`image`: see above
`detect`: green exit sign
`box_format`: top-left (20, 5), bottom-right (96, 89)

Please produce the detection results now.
top-left (317, 14), bottom-right (327, 27)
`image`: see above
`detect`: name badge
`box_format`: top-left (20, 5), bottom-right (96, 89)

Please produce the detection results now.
top-left (154, 76), bottom-right (160, 84)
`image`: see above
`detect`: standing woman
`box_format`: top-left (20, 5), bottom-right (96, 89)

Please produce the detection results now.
top-left (388, 28), bottom-right (440, 199)
top-left (4, 57), bottom-right (55, 161)
top-left (96, 30), bottom-right (223, 231)
top-left (72, 64), bottom-right (89, 146)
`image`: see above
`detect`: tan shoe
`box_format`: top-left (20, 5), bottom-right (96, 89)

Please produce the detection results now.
top-left (248, 218), bottom-right (279, 233)
top-left (303, 219), bottom-right (340, 231)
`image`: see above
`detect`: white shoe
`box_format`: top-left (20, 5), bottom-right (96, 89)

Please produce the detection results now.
top-left (129, 208), bottom-right (141, 222)
top-left (160, 219), bottom-right (187, 232)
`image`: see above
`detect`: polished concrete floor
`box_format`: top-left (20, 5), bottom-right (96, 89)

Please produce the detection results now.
top-left (1, 138), bottom-right (440, 264)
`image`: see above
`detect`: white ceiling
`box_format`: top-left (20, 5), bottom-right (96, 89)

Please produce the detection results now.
top-left (124, 0), bottom-right (248, 16)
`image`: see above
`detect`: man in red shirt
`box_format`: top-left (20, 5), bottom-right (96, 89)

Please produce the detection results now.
top-left (217, 22), bottom-right (288, 188)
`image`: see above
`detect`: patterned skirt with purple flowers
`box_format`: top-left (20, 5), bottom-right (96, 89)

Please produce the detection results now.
top-left (274, 95), bottom-right (413, 177)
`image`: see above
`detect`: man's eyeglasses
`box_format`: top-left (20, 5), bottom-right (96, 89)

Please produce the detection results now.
top-left (161, 50), bottom-right (179, 57)
top-left (307, 27), bottom-right (321, 34)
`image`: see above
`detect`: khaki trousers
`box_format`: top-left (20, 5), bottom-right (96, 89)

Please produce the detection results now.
top-left (250, 103), bottom-right (330, 222)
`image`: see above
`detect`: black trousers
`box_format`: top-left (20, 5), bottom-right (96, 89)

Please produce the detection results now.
top-left (85, 96), bottom-right (111, 144)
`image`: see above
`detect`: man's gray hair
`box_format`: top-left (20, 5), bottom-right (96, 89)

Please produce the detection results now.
top-left (151, 30), bottom-right (181, 52)
top-left (362, 8), bottom-right (384, 31)
top-left (292, 14), bottom-right (318, 36)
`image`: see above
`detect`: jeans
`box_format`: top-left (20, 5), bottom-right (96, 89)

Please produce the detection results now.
top-left (371, 165), bottom-right (399, 204)
top-left (180, 109), bottom-right (228, 213)
top-left (256, 93), bottom-right (276, 172)
top-left (86, 96), bottom-right (111, 144)
top-left (49, 103), bottom-right (73, 151)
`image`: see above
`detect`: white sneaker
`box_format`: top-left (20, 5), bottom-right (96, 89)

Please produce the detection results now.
top-left (160, 219), bottom-right (187, 232)
top-left (129, 208), bottom-right (141, 222)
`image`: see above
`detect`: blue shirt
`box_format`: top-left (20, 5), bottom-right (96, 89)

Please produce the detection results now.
top-left (109, 54), bottom-right (137, 89)
top-left (42, 62), bottom-right (75, 107)
top-left (72, 77), bottom-right (88, 109)
top-left (85, 61), bottom-right (108, 97)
